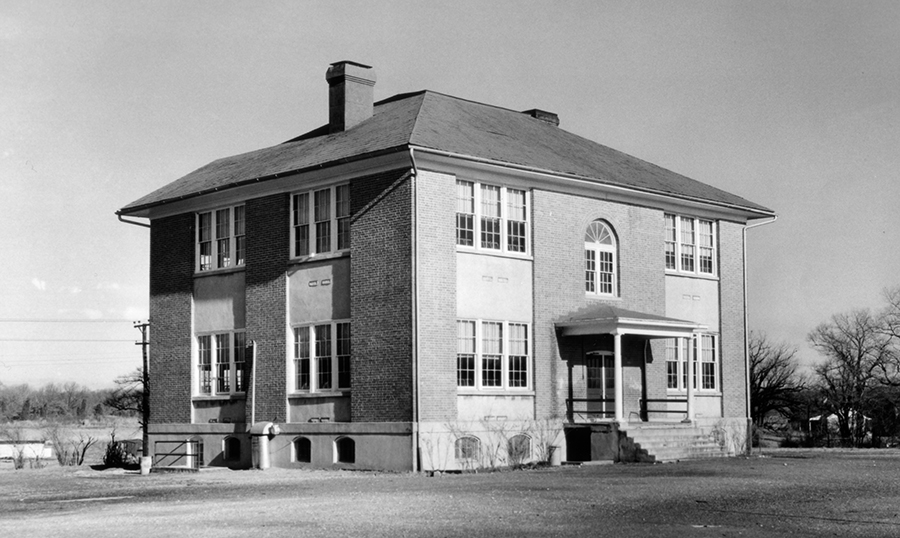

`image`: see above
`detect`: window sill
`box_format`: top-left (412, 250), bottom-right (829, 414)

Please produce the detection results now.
top-left (585, 294), bottom-right (621, 301)
top-left (288, 391), bottom-right (350, 399)
top-left (194, 266), bottom-right (245, 278)
top-left (289, 250), bottom-right (350, 266)
top-left (192, 394), bottom-right (246, 402)
top-left (455, 247), bottom-right (533, 261)
top-left (457, 389), bottom-right (535, 396)
top-left (666, 390), bottom-right (722, 397)
top-left (664, 270), bottom-right (719, 281)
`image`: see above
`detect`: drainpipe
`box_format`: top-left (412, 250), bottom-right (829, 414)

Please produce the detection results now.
top-left (742, 215), bottom-right (777, 453)
top-left (250, 340), bottom-right (257, 425)
top-left (409, 147), bottom-right (421, 472)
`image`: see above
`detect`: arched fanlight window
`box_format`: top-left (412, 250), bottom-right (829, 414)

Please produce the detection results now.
top-left (584, 220), bottom-right (617, 296)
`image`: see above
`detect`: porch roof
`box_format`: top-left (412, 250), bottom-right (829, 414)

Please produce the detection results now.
top-left (555, 304), bottom-right (706, 338)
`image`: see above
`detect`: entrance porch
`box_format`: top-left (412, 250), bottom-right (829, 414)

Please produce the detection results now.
top-left (555, 304), bottom-right (727, 462)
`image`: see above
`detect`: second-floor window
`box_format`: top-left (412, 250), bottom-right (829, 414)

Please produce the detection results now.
top-left (665, 214), bottom-right (716, 276)
top-left (197, 205), bottom-right (245, 272)
top-left (585, 220), bottom-right (617, 296)
top-left (291, 184), bottom-right (350, 258)
top-left (456, 180), bottom-right (529, 255)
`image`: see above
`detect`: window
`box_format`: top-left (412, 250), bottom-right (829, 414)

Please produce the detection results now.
top-left (455, 180), bottom-right (529, 254)
top-left (665, 335), bottom-right (718, 392)
top-left (455, 436), bottom-right (481, 462)
top-left (293, 321), bottom-right (350, 392)
top-left (335, 437), bottom-right (355, 464)
top-left (664, 214), bottom-right (716, 276)
top-left (291, 184), bottom-right (350, 258)
top-left (294, 437), bottom-right (311, 463)
top-left (197, 331), bottom-right (248, 395)
top-left (197, 205), bottom-right (245, 272)
top-left (584, 220), bottom-right (617, 296)
top-left (456, 320), bottom-right (530, 390)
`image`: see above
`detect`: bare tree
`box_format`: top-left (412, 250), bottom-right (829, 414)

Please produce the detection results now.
top-left (104, 368), bottom-right (144, 418)
top-left (749, 332), bottom-right (805, 427)
top-left (808, 309), bottom-right (895, 446)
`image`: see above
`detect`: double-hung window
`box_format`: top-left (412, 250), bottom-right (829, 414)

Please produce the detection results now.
top-left (197, 331), bottom-right (247, 395)
top-left (455, 180), bottom-right (529, 255)
top-left (291, 184), bottom-right (350, 258)
top-left (457, 320), bottom-right (530, 390)
top-left (664, 214), bottom-right (716, 276)
top-left (197, 205), bottom-right (245, 272)
top-left (292, 321), bottom-right (350, 392)
top-left (665, 334), bottom-right (718, 392)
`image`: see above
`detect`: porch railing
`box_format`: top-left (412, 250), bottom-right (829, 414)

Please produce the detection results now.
top-left (154, 440), bottom-right (202, 469)
top-left (566, 398), bottom-right (616, 422)
top-left (640, 398), bottom-right (688, 421)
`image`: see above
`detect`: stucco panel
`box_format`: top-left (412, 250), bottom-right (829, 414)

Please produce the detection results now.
top-left (456, 252), bottom-right (532, 321)
top-left (193, 272), bottom-right (246, 332)
top-left (288, 257), bottom-right (351, 324)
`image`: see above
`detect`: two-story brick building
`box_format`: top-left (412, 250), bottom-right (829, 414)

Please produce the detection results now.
top-left (117, 61), bottom-right (774, 471)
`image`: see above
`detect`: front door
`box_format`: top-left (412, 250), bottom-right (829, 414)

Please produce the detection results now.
top-left (586, 351), bottom-right (615, 419)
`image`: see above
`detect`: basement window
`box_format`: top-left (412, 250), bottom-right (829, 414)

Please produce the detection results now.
top-left (335, 437), bottom-right (355, 464)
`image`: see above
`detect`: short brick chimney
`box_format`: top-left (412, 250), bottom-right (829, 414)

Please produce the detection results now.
top-left (326, 61), bottom-right (377, 133)
top-left (522, 108), bottom-right (559, 127)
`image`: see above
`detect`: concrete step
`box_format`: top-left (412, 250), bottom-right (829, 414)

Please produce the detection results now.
top-left (622, 424), bottom-right (730, 462)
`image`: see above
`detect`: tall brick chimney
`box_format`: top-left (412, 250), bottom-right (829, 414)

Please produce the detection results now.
top-left (326, 61), bottom-right (376, 133)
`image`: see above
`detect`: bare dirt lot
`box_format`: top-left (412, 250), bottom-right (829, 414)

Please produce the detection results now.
top-left (2, 449), bottom-right (899, 537)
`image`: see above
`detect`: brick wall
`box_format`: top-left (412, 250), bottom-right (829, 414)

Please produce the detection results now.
top-left (413, 170), bottom-right (458, 422)
top-left (350, 168), bottom-right (415, 422)
top-left (718, 220), bottom-right (747, 418)
top-left (532, 190), bottom-right (665, 420)
top-left (149, 212), bottom-right (195, 424)
top-left (244, 193), bottom-right (289, 423)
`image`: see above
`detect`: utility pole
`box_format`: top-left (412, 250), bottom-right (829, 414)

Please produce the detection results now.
top-left (134, 320), bottom-right (150, 470)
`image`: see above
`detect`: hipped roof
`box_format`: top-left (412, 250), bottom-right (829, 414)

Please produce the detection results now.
top-left (119, 90), bottom-right (773, 216)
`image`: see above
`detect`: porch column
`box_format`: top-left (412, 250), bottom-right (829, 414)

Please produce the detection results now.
top-left (684, 335), bottom-right (695, 424)
top-left (614, 332), bottom-right (624, 423)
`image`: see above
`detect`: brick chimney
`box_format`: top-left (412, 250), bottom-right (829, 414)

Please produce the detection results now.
top-left (326, 61), bottom-right (377, 133)
top-left (522, 108), bottom-right (559, 127)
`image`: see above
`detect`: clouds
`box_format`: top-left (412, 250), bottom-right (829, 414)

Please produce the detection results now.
top-left (31, 277), bottom-right (46, 291)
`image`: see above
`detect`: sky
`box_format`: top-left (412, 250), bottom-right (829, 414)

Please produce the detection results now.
top-left (2, 1), bottom-right (898, 389)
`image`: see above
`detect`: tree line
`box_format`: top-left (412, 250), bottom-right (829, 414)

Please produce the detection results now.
top-left (0, 369), bottom-right (143, 424)
top-left (752, 286), bottom-right (900, 447)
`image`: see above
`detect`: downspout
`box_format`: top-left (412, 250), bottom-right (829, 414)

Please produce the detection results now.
top-left (742, 215), bottom-right (777, 454)
top-left (409, 147), bottom-right (421, 472)
top-left (250, 340), bottom-right (258, 425)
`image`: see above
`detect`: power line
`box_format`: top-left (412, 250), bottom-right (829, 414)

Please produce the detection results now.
top-left (0, 338), bottom-right (138, 343)
top-left (0, 319), bottom-right (139, 323)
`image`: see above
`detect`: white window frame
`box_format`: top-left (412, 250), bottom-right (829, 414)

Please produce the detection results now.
top-left (196, 205), bottom-right (245, 273)
top-left (664, 214), bottom-right (717, 276)
top-left (456, 319), bottom-right (531, 391)
top-left (455, 180), bottom-right (530, 256)
top-left (291, 320), bottom-right (351, 393)
top-left (584, 220), bottom-right (618, 297)
top-left (665, 334), bottom-right (719, 393)
top-left (290, 184), bottom-right (350, 260)
top-left (196, 331), bottom-right (247, 396)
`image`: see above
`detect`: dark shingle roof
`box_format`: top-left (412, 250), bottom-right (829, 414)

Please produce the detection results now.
top-left (119, 91), bottom-right (772, 215)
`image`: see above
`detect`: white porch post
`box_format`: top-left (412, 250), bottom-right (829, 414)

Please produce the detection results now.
top-left (684, 335), bottom-right (695, 424)
top-left (614, 332), bottom-right (624, 424)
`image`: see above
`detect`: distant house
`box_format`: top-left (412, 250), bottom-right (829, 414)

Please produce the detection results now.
top-left (0, 440), bottom-right (53, 461)
top-left (117, 61), bottom-right (774, 470)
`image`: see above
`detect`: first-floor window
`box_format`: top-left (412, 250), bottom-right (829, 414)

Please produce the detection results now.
top-left (456, 320), bottom-right (530, 391)
top-left (665, 334), bottom-right (718, 392)
top-left (197, 331), bottom-right (248, 395)
top-left (293, 321), bottom-right (350, 392)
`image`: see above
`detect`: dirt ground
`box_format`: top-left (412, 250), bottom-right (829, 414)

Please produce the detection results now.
top-left (1, 448), bottom-right (899, 537)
